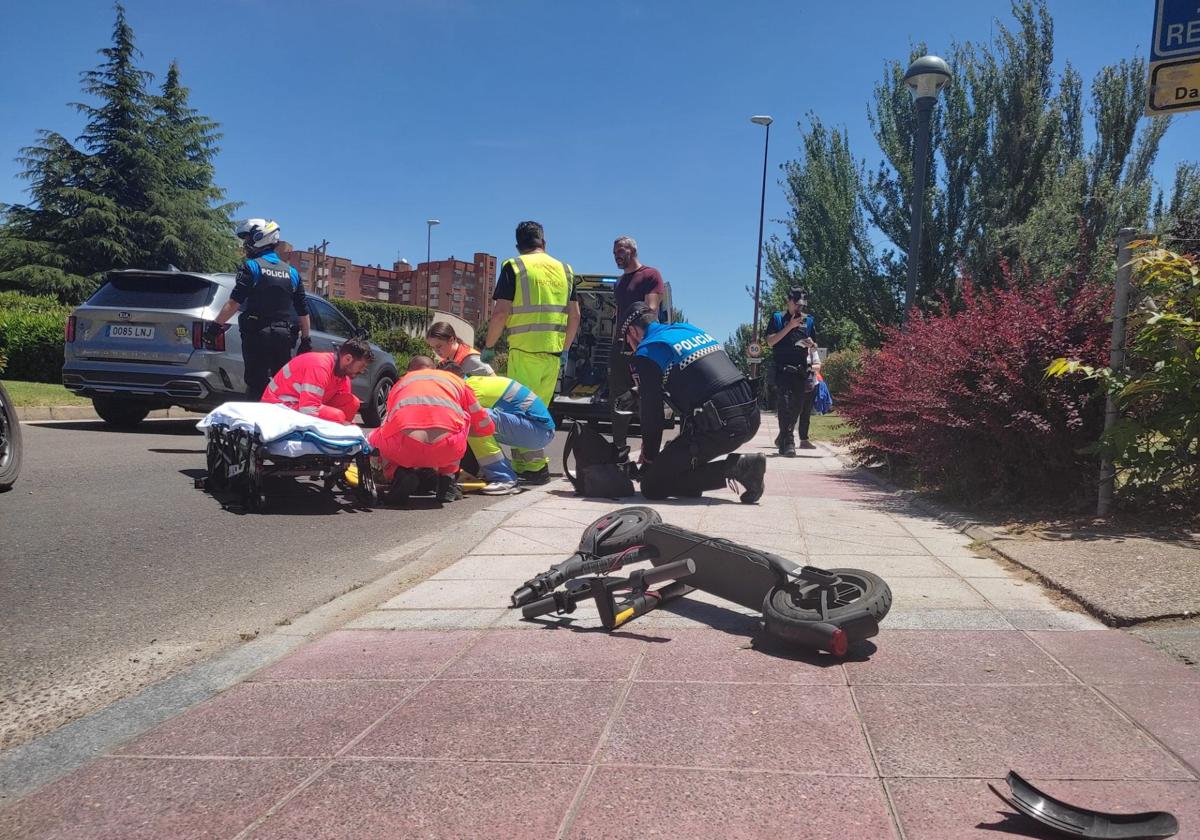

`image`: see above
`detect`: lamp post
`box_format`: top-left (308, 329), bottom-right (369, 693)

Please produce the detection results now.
top-left (425, 219), bottom-right (440, 325)
top-left (749, 114), bottom-right (773, 379)
top-left (902, 55), bottom-right (951, 318)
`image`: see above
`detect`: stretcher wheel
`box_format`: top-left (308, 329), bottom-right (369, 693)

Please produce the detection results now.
top-left (355, 454), bottom-right (378, 508)
top-left (205, 436), bottom-right (228, 491)
top-left (579, 506), bottom-right (662, 555)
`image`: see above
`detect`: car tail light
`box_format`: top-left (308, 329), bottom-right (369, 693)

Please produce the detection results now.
top-left (193, 321), bottom-right (225, 351)
top-left (65, 315), bottom-right (76, 343)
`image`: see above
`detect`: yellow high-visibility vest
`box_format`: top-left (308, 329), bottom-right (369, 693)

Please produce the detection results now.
top-left (504, 252), bottom-right (573, 353)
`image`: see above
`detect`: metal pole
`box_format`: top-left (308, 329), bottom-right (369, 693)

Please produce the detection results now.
top-left (425, 225), bottom-right (432, 326)
top-left (1097, 227), bottom-right (1137, 518)
top-left (751, 121), bottom-right (770, 378)
top-left (906, 96), bottom-right (934, 318)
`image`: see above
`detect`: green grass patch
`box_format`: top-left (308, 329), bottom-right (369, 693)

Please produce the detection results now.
top-left (1, 379), bottom-right (91, 407)
top-left (806, 411), bottom-right (852, 443)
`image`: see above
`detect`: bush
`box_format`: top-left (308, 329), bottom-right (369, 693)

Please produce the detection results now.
top-left (1048, 244), bottom-right (1200, 508)
top-left (840, 279), bottom-right (1111, 506)
top-left (330, 300), bottom-right (428, 338)
top-left (821, 346), bottom-right (862, 395)
top-left (374, 329), bottom-right (429, 359)
top-left (0, 293), bottom-right (70, 383)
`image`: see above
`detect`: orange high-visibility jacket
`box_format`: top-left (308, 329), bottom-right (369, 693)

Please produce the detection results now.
top-left (262, 352), bottom-right (357, 423)
top-left (383, 369), bottom-right (495, 437)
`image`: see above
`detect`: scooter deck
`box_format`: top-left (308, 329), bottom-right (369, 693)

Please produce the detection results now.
top-left (645, 523), bottom-right (797, 611)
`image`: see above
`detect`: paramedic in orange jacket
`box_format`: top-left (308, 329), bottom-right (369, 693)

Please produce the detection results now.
top-left (368, 356), bottom-right (495, 500)
top-left (425, 321), bottom-right (494, 376)
top-left (261, 337), bottom-right (373, 424)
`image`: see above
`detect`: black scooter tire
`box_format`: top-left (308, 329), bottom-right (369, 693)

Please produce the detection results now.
top-left (579, 506), bottom-right (662, 555)
top-left (763, 569), bottom-right (892, 627)
top-left (0, 383), bottom-right (22, 492)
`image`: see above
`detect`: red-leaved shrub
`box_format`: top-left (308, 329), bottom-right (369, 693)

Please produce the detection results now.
top-left (839, 279), bottom-right (1112, 505)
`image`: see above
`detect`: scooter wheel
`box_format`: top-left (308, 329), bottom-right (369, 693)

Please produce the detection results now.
top-left (763, 569), bottom-right (892, 626)
top-left (579, 506), bottom-right (662, 555)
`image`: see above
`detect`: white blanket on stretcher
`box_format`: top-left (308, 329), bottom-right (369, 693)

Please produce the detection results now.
top-left (197, 402), bottom-right (371, 458)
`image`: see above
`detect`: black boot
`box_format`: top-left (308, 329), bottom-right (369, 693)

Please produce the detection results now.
top-left (435, 474), bottom-right (462, 503)
top-left (726, 453), bottom-right (766, 504)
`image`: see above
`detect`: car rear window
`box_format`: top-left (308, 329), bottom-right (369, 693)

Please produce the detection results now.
top-left (88, 273), bottom-right (218, 310)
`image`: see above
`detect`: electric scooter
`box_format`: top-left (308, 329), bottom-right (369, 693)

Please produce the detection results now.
top-left (512, 506), bottom-right (891, 657)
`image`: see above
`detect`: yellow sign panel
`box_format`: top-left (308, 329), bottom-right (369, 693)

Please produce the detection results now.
top-left (1148, 56), bottom-right (1200, 114)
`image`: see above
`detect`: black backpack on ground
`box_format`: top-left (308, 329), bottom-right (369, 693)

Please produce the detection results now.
top-left (561, 419), bottom-right (636, 498)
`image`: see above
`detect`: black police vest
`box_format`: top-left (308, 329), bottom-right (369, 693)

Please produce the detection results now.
top-left (771, 312), bottom-right (809, 369)
top-left (639, 323), bottom-right (745, 414)
top-left (241, 255), bottom-right (297, 324)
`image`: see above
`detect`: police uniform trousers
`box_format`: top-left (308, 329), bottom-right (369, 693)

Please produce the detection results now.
top-left (639, 380), bottom-right (760, 500)
top-left (775, 366), bottom-right (815, 448)
top-left (506, 347), bottom-right (560, 473)
top-left (241, 317), bottom-right (295, 400)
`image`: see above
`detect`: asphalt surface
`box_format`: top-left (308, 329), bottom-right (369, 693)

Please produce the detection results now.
top-left (0, 418), bottom-right (572, 751)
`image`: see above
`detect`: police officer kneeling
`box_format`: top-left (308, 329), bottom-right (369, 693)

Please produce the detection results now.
top-left (622, 303), bottom-right (767, 503)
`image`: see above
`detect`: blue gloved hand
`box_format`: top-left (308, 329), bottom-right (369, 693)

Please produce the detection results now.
top-left (480, 347), bottom-right (496, 364)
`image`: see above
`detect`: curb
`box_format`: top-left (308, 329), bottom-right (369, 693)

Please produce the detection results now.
top-left (16, 405), bottom-right (203, 422)
top-left (0, 484), bottom-right (553, 805)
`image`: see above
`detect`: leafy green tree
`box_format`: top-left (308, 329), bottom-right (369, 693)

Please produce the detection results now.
top-left (766, 115), bottom-right (892, 349)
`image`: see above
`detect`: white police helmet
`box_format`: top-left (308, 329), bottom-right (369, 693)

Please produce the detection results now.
top-left (235, 218), bottom-right (281, 252)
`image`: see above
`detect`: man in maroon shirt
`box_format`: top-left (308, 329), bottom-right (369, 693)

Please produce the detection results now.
top-left (610, 235), bottom-right (664, 454)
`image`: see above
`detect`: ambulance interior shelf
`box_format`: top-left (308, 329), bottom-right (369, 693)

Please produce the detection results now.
top-left (561, 288), bottom-right (618, 397)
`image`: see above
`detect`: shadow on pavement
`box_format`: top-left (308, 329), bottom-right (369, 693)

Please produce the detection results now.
top-left (30, 419), bottom-right (201, 436)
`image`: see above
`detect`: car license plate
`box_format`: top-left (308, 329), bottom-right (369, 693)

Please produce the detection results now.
top-left (109, 325), bottom-right (155, 339)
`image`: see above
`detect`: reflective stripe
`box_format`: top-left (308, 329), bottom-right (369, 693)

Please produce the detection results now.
top-left (294, 383), bottom-right (325, 396)
top-left (508, 322), bottom-right (566, 335)
top-left (467, 401), bottom-right (483, 414)
top-left (517, 395), bottom-right (537, 411)
top-left (514, 256), bottom-right (530, 308)
top-left (267, 379), bottom-right (282, 393)
top-left (476, 450), bottom-right (506, 466)
top-left (392, 395), bottom-right (462, 411)
top-left (281, 362), bottom-right (293, 379)
top-left (519, 448), bottom-right (546, 460)
top-left (401, 373), bottom-right (449, 384)
top-left (277, 394), bottom-right (299, 404)
top-left (511, 303), bottom-right (568, 314)
top-left (500, 381), bottom-right (524, 403)
top-left (299, 406), bottom-right (320, 415)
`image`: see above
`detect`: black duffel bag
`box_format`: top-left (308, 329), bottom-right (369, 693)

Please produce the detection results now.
top-left (561, 418), bottom-right (635, 498)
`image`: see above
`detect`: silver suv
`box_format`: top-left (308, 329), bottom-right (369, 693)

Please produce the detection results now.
top-left (63, 269), bottom-right (399, 428)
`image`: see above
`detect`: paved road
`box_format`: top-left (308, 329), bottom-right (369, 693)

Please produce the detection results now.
top-left (0, 418), bottom-right (572, 751)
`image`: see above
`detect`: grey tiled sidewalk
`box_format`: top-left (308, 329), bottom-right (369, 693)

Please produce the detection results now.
top-left (2, 416), bottom-right (1198, 839)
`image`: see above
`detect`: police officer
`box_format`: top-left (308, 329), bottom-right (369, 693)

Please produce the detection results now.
top-left (484, 221), bottom-right (580, 484)
top-left (622, 302), bottom-right (766, 503)
top-left (207, 219), bottom-right (312, 399)
top-left (765, 287), bottom-right (817, 456)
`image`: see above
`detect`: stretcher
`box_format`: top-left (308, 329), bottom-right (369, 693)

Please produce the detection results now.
top-left (196, 402), bottom-right (378, 511)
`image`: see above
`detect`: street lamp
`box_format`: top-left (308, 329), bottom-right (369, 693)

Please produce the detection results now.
top-left (425, 219), bottom-right (440, 324)
top-left (749, 114), bottom-right (773, 379)
top-left (902, 55), bottom-right (951, 318)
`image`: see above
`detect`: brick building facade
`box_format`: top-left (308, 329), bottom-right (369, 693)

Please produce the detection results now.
top-left (279, 245), bottom-right (497, 326)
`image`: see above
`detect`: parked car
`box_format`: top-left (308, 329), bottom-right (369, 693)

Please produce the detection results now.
top-left (63, 269), bottom-right (399, 429)
top-left (552, 273), bottom-right (675, 430)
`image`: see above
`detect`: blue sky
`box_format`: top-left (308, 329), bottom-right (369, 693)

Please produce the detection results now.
top-left (1, 1), bottom-right (1194, 341)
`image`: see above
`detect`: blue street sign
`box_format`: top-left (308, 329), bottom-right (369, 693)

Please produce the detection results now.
top-left (1152, 0), bottom-right (1200, 61)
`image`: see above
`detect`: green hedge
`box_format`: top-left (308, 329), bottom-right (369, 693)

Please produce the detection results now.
top-left (0, 293), bottom-right (70, 383)
top-left (821, 346), bottom-right (863, 396)
top-left (330, 299), bottom-right (428, 338)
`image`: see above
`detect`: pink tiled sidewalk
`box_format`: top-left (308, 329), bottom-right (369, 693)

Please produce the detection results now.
top-left (3, 416), bottom-right (1197, 839)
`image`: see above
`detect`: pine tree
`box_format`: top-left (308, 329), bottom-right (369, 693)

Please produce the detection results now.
top-left (0, 5), bottom-right (238, 302)
top-left (148, 61), bottom-right (240, 272)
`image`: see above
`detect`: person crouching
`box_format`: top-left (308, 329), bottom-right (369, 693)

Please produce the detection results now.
top-left (368, 356), bottom-right (496, 503)
top-left (261, 337), bottom-right (373, 424)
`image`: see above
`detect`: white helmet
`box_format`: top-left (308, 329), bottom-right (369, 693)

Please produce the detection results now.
top-left (235, 218), bottom-right (281, 253)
